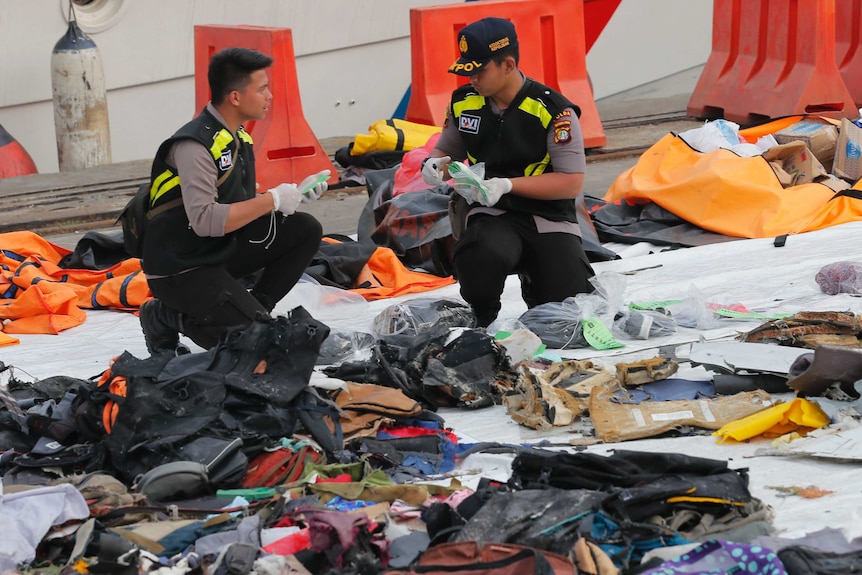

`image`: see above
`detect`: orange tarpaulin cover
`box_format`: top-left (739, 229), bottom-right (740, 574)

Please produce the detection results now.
top-left (605, 116), bottom-right (862, 238)
top-left (1, 231), bottom-right (454, 339)
top-left (0, 231), bottom-right (148, 336)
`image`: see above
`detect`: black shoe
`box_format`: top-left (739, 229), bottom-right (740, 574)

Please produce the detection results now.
top-left (469, 303), bottom-right (499, 329)
top-left (140, 300), bottom-right (181, 355)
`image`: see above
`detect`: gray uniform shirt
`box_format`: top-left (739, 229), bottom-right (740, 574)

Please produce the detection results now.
top-left (165, 103), bottom-right (234, 238)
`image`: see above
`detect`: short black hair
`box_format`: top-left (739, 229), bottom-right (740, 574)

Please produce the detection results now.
top-left (208, 47), bottom-right (274, 105)
top-left (490, 44), bottom-right (519, 68)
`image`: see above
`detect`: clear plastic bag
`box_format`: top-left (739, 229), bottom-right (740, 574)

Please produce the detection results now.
top-left (590, 272), bottom-right (627, 315)
top-left (613, 309), bottom-right (678, 340)
top-left (519, 297), bottom-right (588, 349)
top-left (518, 273), bottom-right (618, 349)
top-left (448, 161), bottom-right (488, 203)
top-left (371, 297), bottom-right (475, 338)
top-left (316, 330), bottom-right (376, 365)
top-left (487, 317), bottom-right (529, 336)
top-left (661, 285), bottom-right (724, 330)
top-left (815, 261), bottom-right (862, 295)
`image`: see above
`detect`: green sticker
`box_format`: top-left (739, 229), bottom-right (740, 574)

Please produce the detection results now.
top-left (582, 317), bottom-right (624, 350)
top-left (216, 487), bottom-right (276, 501)
top-left (713, 308), bottom-right (794, 320)
top-left (629, 299), bottom-right (683, 311)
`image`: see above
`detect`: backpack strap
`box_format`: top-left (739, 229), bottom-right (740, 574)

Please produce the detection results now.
top-left (146, 197), bottom-right (183, 221)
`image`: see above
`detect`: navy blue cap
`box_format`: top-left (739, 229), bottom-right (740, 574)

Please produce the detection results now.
top-left (449, 17), bottom-right (518, 76)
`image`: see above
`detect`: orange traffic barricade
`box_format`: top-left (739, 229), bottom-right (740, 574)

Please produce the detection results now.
top-left (836, 0), bottom-right (862, 108)
top-left (688, 0), bottom-right (855, 125)
top-left (193, 25), bottom-right (335, 192)
top-left (405, 0), bottom-right (606, 149)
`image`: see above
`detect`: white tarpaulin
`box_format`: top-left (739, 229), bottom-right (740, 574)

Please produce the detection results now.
top-left (4, 221), bottom-right (862, 542)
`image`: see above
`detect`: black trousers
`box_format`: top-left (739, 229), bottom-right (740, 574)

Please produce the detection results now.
top-left (148, 211), bottom-right (322, 349)
top-left (452, 212), bottom-right (595, 325)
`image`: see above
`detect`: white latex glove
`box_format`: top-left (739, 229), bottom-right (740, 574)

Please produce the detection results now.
top-left (421, 155), bottom-right (451, 187)
top-left (476, 177), bottom-right (513, 207)
top-left (267, 183), bottom-right (302, 215)
top-left (298, 169), bottom-right (330, 203)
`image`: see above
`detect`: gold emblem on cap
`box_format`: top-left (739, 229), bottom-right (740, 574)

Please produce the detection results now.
top-left (489, 37), bottom-right (510, 51)
top-left (459, 35), bottom-right (468, 54)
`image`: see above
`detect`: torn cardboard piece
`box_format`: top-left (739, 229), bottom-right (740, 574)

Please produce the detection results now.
top-left (833, 117), bottom-right (862, 183)
top-left (590, 386), bottom-right (773, 443)
top-left (616, 357), bottom-right (679, 386)
top-left (773, 118), bottom-right (838, 172)
top-left (506, 361), bottom-right (614, 430)
top-left (762, 140), bottom-right (828, 187)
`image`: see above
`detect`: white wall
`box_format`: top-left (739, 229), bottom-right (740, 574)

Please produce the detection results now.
top-left (0, 0), bottom-right (450, 173)
top-left (0, 0), bottom-right (714, 174)
top-left (587, 0), bottom-right (713, 100)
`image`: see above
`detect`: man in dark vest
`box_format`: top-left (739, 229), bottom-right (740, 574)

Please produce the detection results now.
top-left (422, 17), bottom-right (595, 328)
top-left (139, 47), bottom-right (327, 354)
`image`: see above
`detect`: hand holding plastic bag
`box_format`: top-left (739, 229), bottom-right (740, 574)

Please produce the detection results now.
top-left (298, 169), bottom-right (330, 202)
top-left (448, 161), bottom-right (487, 202)
top-left (478, 177), bottom-right (512, 206)
top-left (449, 161), bottom-right (512, 206)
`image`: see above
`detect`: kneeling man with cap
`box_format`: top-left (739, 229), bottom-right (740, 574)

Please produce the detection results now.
top-left (422, 17), bottom-right (595, 327)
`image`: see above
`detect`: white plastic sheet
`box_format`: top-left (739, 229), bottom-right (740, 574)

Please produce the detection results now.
top-left (5, 221), bottom-right (862, 542)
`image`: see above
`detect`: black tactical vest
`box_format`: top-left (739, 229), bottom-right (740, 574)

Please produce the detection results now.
top-left (449, 78), bottom-right (582, 222)
top-left (142, 108), bottom-right (256, 275)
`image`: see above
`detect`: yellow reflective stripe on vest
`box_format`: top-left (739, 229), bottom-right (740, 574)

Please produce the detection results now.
top-left (150, 169), bottom-right (180, 205)
top-left (525, 154), bottom-right (551, 176)
top-left (455, 96), bottom-right (484, 166)
top-left (455, 94), bottom-right (552, 176)
top-left (238, 129), bottom-right (253, 144)
top-left (519, 97), bottom-right (553, 176)
top-left (518, 97), bottom-right (553, 127)
top-left (453, 94), bottom-right (486, 116)
top-left (210, 129), bottom-right (234, 160)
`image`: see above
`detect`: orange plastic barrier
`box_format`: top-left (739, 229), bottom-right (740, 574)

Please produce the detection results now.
top-left (193, 25), bottom-right (335, 192)
top-left (688, 0), bottom-right (855, 124)
top-left (836, 0), bottom-right (862, 107)
top-left (0, 124), bottom-right (37, 179)
top-left (405, 0), bottom-right (606, 149)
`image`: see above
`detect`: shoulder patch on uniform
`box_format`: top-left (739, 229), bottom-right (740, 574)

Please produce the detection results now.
top-left (553, 118), bottom-right (572, 145)
top-left (443, 108), bottom-right (450, 129)
top-left (554, 109), bottom-right (573, 121)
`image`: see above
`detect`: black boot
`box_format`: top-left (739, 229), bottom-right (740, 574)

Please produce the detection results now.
top-left (249, 289), bottom-right (276, 315)
top-left (139, 300), bottom-right (188, 356)
top-left (470, 304), bottom-right (500, 329)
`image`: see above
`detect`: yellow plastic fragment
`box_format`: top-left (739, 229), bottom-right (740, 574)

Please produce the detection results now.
top-left (713, 397), bottom-right (830, 443)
